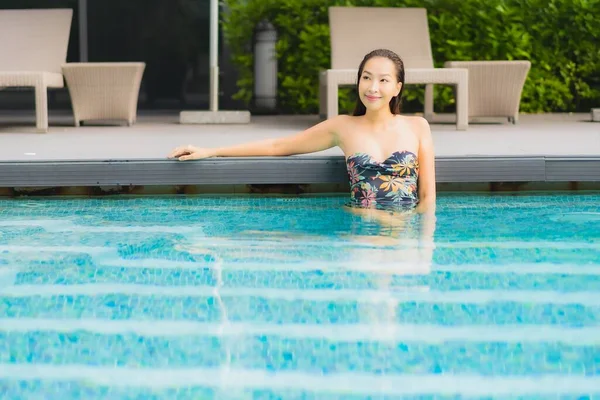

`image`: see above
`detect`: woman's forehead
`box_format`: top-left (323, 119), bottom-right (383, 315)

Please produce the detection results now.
top-left (363, 57), bottom-right (396, 73)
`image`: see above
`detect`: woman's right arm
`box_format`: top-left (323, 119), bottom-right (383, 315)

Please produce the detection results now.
top-left (168, 116), bottom-right (346, 161)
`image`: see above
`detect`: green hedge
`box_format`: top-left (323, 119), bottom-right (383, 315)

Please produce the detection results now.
top-left (222, 0), bottom-right (600, 114)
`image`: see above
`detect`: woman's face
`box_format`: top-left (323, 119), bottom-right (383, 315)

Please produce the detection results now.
top-left (358, 56), bottom-right (402, 112)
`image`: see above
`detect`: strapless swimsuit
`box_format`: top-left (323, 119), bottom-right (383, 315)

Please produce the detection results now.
top-left (346, 150), bottom-right (419, 210)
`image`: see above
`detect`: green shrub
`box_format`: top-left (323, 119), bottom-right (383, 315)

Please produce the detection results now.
top-left (222, 0), bottom-right (600, 114)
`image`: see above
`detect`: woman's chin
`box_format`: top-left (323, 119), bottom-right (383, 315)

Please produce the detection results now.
top-left (363, 103), bottom-right (386, 112)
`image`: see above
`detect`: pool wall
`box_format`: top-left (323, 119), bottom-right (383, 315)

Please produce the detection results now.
top-left (0, 155), bottom-right (599, 197)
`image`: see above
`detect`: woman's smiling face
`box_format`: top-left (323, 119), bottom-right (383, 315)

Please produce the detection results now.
top-left (358, 56), bottom-right (402, 113)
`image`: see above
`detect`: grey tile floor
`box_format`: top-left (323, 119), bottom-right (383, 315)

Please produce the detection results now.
top-left (0, 111), bottom-right (598, 161)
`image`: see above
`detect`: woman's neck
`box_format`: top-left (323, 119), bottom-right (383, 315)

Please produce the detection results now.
top-left (362, 109), bottom-right (396, 129)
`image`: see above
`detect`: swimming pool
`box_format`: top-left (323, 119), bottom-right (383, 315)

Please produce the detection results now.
top-left (0, 192), bottom-right (599, 398)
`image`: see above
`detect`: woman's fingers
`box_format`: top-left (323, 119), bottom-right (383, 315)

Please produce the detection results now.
top-left (168, 145), bottom-right (194, 159)
top-left (168, 145), bottom-right (211, 161)
top-left (178, 154), bottom-right (195, 161)
top-left (167, 148), bottom-right (184, 158)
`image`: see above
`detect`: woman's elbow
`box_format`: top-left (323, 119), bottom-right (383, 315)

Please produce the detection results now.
top-left (416, 191), bottom-right (436, 213)
top-left (419, 188), bottom-right (436, 204)
top-left (269, 139), bottom-right (287, 156)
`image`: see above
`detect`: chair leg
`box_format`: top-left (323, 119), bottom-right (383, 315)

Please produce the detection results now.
top-left (424, 84), bottom-right (434, 121)
top-left (72, 107), bottom-right (81, 127)
top-left (127, 110), bottom-right (135, 126)
top-left (326, 80), bottom-right (339, 120)
top-left (455, 81), bottom-right (469, 131)
top-left (34, 84), bottom-right (49, 133)
top-left (319, 73), bottom-right (327, 119)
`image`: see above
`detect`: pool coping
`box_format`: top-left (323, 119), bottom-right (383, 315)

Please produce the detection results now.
top-left (0, 155), bottom-right (599, 189)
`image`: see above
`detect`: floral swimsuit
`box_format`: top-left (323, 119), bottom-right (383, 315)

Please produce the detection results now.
top-left (346, 150), bottom-right (419, 210)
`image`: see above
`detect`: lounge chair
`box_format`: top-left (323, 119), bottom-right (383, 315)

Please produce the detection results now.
top-left (320, 7), bottom-right (469, 129)
top-left (444, 60), bottom-right (531, 123)
top-left (0, 9), bottom-right (73, 133)
top-left (62, 62), bottom-right (146, 127)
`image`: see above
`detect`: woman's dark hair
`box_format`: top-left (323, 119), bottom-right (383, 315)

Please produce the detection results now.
top-left (352, 49), bottom-right (405, 116)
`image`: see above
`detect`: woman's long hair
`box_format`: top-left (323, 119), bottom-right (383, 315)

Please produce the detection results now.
top-left (352, 49), bottom-right (405, 116)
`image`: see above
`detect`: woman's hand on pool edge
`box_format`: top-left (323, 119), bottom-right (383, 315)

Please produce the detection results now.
top-left (168, 145), bottom-right (214, 161)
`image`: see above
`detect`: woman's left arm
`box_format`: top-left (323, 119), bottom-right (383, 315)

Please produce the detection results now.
top-left (413, 117), bottom-right (436, 214)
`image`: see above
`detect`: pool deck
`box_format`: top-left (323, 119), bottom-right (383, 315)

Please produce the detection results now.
top-left (0, 110), bottom-right (598, 193)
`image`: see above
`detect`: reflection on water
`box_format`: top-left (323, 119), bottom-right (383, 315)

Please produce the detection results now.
top-left (175, 205), bottom-right (437, 329)
top-left (342, 207), bottom-right (436, 326)
top-left (175, 205), bottom-right (436, 275)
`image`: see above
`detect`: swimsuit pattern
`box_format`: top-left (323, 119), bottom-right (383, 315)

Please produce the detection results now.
top-left (346, 150), bottom-right (419, 210)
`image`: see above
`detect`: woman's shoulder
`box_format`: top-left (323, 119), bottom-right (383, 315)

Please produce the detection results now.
top-left (324, 114), bottom-right (355, 130)
top-left (397, 115), bottom-right (430, 130)
top-left (397, 115), bottom-right (432, 141)
top-left (326, 114), bottom-right (360, 137)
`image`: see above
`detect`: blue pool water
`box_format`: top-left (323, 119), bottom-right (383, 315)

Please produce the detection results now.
top-left (0, 193), bottom-right (599, 399)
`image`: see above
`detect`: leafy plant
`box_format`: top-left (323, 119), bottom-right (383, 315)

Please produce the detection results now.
top-left (222, 0), bottom-right (600, 113)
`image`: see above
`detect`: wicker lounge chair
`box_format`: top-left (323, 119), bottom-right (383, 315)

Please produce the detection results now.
top-left (0, 9), bottom-right (73, 133)
top-left (62, 62), bottom-right (146, 126)
top-left (319, 7), bottom-right (469, 130)
top-left (444, 60), bottom-right (531, 123)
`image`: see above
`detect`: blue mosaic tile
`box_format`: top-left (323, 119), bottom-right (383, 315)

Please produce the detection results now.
top-left (0, 380), bottom-right (216, 400)
top-left (0, 193), bottom-right (599, 398)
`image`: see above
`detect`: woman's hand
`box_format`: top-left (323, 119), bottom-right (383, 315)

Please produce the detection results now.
top-left (168, 145), bottom-right (214, 161)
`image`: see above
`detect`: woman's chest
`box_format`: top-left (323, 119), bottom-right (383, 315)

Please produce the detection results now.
top-left (341, 129), bottom-right (419, 162)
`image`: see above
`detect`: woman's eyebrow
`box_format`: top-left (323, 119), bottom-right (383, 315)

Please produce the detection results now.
top-left (363, 70), bottom-right (392, 77)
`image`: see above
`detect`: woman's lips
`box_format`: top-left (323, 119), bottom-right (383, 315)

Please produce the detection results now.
top-left (365, 95), bottom-right (380, 101)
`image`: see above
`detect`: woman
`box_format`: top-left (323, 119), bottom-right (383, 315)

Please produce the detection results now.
top-left (169, 49), bottom-right (436, 214)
